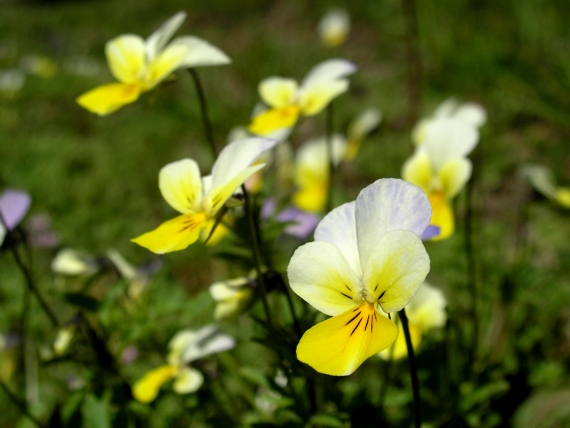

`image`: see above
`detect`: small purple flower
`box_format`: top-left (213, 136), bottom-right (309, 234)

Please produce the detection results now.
top-left (277, 207), bottom-right (320, 239)
top-left (0, 190), bottom-right (31, 230)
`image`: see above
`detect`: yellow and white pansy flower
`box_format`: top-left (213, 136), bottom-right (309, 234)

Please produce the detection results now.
top-left (209, 273), bottom-right (256, 320)
top-left (413, 98), bottom-right (486, 146)
top-left (77, 11), bottom-right (230, 115)
top-left (287, 179), bottom-right (431, 376)
top-left (318, 9), bottom-right (350, 48)
top-left (343, 107), bottom-right (382, 161)
top-left (378, 282), bottom-right (447, 360)
top-left (133, 326), bottom-right (235, 403)
top-left (132, 137), bottom-right (278, 254)
top-left (292, 133), bottom-right (346, 213)
top-left (403, 118), bottom-right (479, 240)
top-left (520, 164), bottom-right (570, 209)
top-left (248, 59), bottom-right (357, 136)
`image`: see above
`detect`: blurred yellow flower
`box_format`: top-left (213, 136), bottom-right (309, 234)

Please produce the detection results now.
top-left (378, 282), bottom-right (447, 360)
top-left (343, 107), bottom-right (382, 161)
top-left (209, 274), bottom-right (256, 320)
top-left (248, 59), bottom-right (357, 136)
top-left (288, 179), bottom-right (431, 375)
top-left (77, 12), bottom-right (230, 115)
top-left (133, 326), bottom-right (234, 403)
top-left (318, 9), bottom-right (350, 47)
top-left (51, 248), bottom-right (98, 276)
top-left (403, 118), bottom-right (479, 240)
top-left (132, 138), bottom-right (278, 254)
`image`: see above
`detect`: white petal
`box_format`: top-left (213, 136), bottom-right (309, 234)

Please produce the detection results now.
top-left (146, 12), bottom-right (186, 61)
top-left (301, 59), bottom-right (357, 89)
top-left (51, 249), bottom-right (96, 276)
top-left (318, 9), bottom-right (350, 47)
top-left (433, 98), bottom-right (459, 118)
top-left (258, 77), bottom-right (299, 108)
top-left (314, 202), bottom-right (361, 277)
top-left (287, 241), bottom-right (361, 316)
top-left (423, 118), bottom-right (479, 171)
top-left (106, 249), bottom-right (137, 280)
top-left (355, 179), bottom-right (431, 272)
top-left (173, 367), bottom-right (204, 394)
top-left (181, 326), bottom-right (235, 363)
top-left (210, 137), bottom-right (278, 190)
top-left (406, 282), bottom-right (447, 329)
top-left (209, 277), bottom-right (249, 301)
top-left (453, 102), bottom-right (487, 128)
top-left (298, 79), bottom-right (349, 116)
top-left (168, 36), bottom-right (231, 67)
top-left (439, 157), bottom-right (472, 199)
top-left (348, 108), bottom-right (382, 140)
top-left (520, 164), bottom-right (557, 198)
top-left (296, 134), bottom-right (346, 172)
top-left (159, 159), bottom-right (203, 214)
top-left (362, 230), bottom-right (430, 312)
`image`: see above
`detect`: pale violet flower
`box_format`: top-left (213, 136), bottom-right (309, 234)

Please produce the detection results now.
top-left (0, 190), bottom-right (31, 245)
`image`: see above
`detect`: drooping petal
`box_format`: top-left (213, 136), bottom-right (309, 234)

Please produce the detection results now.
top-left (105, 35), bottom-right (146, 84)
top-left (314, 202), bottom-right (361, 277)
top-left (438, 157), bottom-right (472, 199)
top-left (158, 159), bottom-right (203, 214)
top-left (146, 42), bottom-right (191, 88)
top-left (347, 107), bottom-right (382, 141)
top-left (258, 77), bottom-right (298, 108)
top-left (300, 59), bottom-right (357, 89)
top-left (428, 193), bottom-right (454, 240)
top-left (520, 164), bottom-right (557, 199)
top-left (298, 79), bottom-right (349, 116)
top-left (131, 213), bottom-right (209, 254)
top-left (297, 303), bottom-right (398, 376)
top-left (173, 367), bottom-right (204, 394)
top-left (132, 365), bottom-right (178, 403)
top-left (106, 249), bottom-right (137, 280)
top-left (402, 150), bottom-right (433, 195)
top-left (146, 12), bottom-right (186, 61)
top-left (0, 190), bottom-right (31, 230)
top-left (180, 326), bottom-right (236, 363)
top-left (362, 230), bottom-right (429, 311)
top-left (76, 83), bottom-right (141, 115)
top-left (287, 241), bottom-right (361, 316)
top-left (51, 249), bottom-right (97, 276)
top-left (423, 118), bottom-right (479, 171)
top-left (355, 179), bottom-right (431, 271)
top-left (248, 106), bottom-right (300, 136)
top-left (210, 137), bottom-right (279, 191)
top-left (167, 36), bottom-right (231, 68)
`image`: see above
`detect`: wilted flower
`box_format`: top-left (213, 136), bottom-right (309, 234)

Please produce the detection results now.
top-left (133, 326), bottom-right (235, 403)
top-left (287, 179), bottom-right (431, 375)
top-left (402, 118), bottom-right (479, 240)
top-left (77, 12), bottom-right (230, 115)
top-left (293, 133), bottom-right (346, 213)
top-left (520, 164), bottom-right (570, 209)
top-left (209, 274), bottom-right (256, 320)
top-left (106, 249), bottom-right (162, 300)
top-left (318, 9), bottom-right (350, 47)
top-left (0, 189), bottom-right (31, 246)
top-left (378, 282), bottom-right (447, 360)
top-left (344, 108), bottom-right (382, 161)
top-left (248, 59), bottom-right (357, 137)
top-left (132, 137), bottom-right (278, 254)
top-left (53, 327), bottom-right (75, 356)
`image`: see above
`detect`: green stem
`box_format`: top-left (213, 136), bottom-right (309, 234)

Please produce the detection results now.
top-left (325, 103), bottom-right (335, 213)
top-left (400, 309), bottom-right (421, 428)
top-left (0, 380), bottom-right (45, 427)
top-left (188, 68), bottom-right (217, 159)
top-left (241, 185), bottom-right (273, 328)
top-left (0, 214), bottom-right (59, 328)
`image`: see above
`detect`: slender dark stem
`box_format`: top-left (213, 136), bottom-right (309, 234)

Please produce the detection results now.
top-left (402, 0), bottom-right (422, 125)
top-left (400, 309), bottom-right (421, 428)
top-left (325, 103), bottom-right (335, 213)
top-left (0, 214), bottom-right (59, 328)
top-left (0, 380), bottom-right (45, 427)
top-left (241, 185), bottom-right (273, 328)
top-left (188, 68), bottom-right (217, 159)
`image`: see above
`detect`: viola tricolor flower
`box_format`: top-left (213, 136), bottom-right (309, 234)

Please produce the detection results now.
top-left (133, 326), bottom-right (235, 403)
top-left (287, 179), bottom-right (431, 375)
top-left (209, 274), bottom-right (256, 320)
top-left (132, 137), bottom-right (278, 253)
top-left (248, 59), bottom-right (357, 137)
top-left (77, 11), bottom-right (230, 115)
top-left (402, 118), bottom-right (479, 240)
top-left (318, 9), bottom-right (350, 48)
top-left (378, 282), bottom-right (447, 360)
top-left (0, 190), bottom-right (31, 246)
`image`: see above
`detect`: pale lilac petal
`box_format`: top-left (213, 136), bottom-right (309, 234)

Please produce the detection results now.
top-left (420, 225), bottom-right (440, 241)
top-left (277, 207), bottom-right (319, 239)
top-left (0, 190), bottom-right (31, 230)
top-left (355, 179), bottom-right (431, 271)
top-left (260, 198), bottom-right (276, 220)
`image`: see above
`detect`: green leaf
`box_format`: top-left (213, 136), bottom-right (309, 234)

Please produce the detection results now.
top-left (81, 392), bottom-right (111, 428)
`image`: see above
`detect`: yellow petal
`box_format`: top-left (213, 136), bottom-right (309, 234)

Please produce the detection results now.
top-left (439, 158), bottom-right (472, 199)
top-left (298, 79), bottom-right (348, 116)
top-left (248, 106), bottom-right (300, 136)
top-left (131, 213), bottom-right (209, 254)
top-left (159, 159), bottom-right (203, 214)
top-left (76, 83), bottom-right (141, 116)
top-left (379, 319), bottom-right (422, 360)
top-left (133, 365), bottom-right (177, 403)
top-left (258, 77), bottom-right (298, 108)
top-left (147, 42), bottom-right (190, 88)
top-left (402, 151), bottom-right (432, 195)
top-left (555, 187), bottom-right (570, 208)
top-left (297, 303), bottom-right (399, 376)
top-left (343, 138), bottom-right (360, 161)
top-left (293, 182), bottom-right (328, 213)
top-left (105, 35), bottom-right (146, 84)
top-left (428, 193), bottom-right (454, 240)
top-left (173, 367), bottom-right (204, 394)
top-left (203, 218), bottom-right (231, 246)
